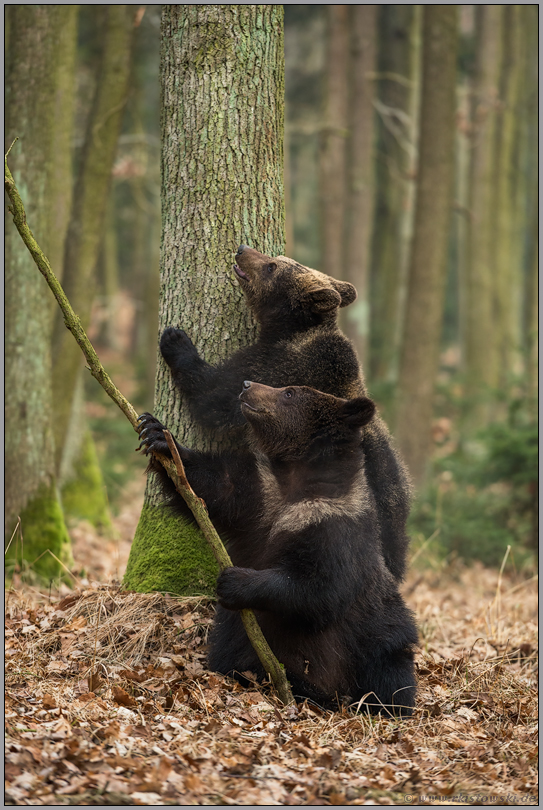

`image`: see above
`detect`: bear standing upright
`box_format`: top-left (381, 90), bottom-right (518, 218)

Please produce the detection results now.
top-left (159, 246), bottom-right (411, 581)
top-left (138, 382), bottom-right (418, 714)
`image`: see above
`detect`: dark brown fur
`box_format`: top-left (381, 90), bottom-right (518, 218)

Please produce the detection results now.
top-left (159, 246), bottom-right (412, 581)
top-left (138, 382), bottom-right (417, 714)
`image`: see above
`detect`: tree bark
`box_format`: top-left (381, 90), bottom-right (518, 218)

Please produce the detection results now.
top-left (319, 5), bottom-right (349, 279)
top-left (395, 5), bottom-right (458, 485)
top-left (493, 5), bottom-right (524, 392)
top-left (124, 4), bottom-right (285, 595)
top-left (341, 5), bottom-right (377, 367)
top-left (462, 5), bottom-right (502, 428)
top-left (51, 5), bottom-right (136, 473)
top-left (283, 6), bottom-right (326, 270)
top-left (369, 5), bottom-right (419, 387)
top-left (520, 5), bottom-right (538, 406)
top-left (5, 5), bottom-right (78, 579)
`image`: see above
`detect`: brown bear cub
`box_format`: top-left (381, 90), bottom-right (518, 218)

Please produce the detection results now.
top-left (159, 246), bottom-right (412, 582)
top-left (138, 382), bottom-right (418, 715)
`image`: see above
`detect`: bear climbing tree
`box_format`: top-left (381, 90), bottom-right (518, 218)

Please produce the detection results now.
top-left (152, 245), bottom-right (412, 584)
top-left (123, 5), bottom-right (285, 595)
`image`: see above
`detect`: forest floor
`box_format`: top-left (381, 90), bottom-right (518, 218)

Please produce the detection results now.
top-left (5, 481), bottom-right (538, 807)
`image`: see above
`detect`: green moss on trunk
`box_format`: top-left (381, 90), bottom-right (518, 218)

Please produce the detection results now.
top-left (61, 430), bottom-right (112, 532)
top-left (6, 481), bottom-right (72, 582)
top-left (123, 503), bottom-right (219, 596)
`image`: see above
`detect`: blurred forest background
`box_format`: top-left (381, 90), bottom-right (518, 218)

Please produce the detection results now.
top-left (5, 5), bottom-right (538, 585)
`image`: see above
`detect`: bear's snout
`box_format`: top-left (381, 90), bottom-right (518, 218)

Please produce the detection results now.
top-left (239, 380), bottom-right (276, 411)
top-left (236, 245), bottom-right (247, 256)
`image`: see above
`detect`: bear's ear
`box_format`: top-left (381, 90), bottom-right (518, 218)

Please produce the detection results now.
top-left (339, 396), bottom-right (376, 428)
top-left (331, 279), bottom-right (357, 308)
top-left (304, 284), bottom-right (342, 314)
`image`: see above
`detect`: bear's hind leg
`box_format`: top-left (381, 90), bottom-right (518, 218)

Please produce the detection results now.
top-left (352, 648), bottom-right (416, 718)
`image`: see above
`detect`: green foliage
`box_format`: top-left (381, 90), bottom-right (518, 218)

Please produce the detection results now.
top-left (409, 396), bottom-right (538, 568)
top-left (476, 401), bottom-right (538, 489)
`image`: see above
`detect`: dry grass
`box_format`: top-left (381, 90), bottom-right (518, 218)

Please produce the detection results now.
top-left (4, 559), bottom-right (537, 806)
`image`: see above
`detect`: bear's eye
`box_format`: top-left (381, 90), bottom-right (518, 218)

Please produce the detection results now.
top-left (267, 263), bottom-right (277, 273)
top-left (284, 389), bottom-right (294, 399)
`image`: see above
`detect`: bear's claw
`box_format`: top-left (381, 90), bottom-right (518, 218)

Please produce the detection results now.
top-left (135, 412), bottom-right (172, 457)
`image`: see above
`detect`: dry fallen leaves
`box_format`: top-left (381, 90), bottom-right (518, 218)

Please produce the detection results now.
top-left (4, 562), bottom-right (538, 806)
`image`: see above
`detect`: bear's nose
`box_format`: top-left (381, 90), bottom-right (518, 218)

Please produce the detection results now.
top-left (242, 380), bottom-right (252, 390)
top-left (236, 245), bottom-right (247, 256)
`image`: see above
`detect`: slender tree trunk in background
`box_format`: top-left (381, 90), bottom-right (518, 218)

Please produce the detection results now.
top-left (51, 5), bottom-right (136, 474)
top-left (98, 202), bottom-right (122, 351)
top-left (124, 5), bottom-right (285, 595)
top-left (396, 5), bottom-right (458, 486)
top-left (521, 5), bottom-right (539, 407)
top-left (462, 5), bottom-right (502, 429)
top-left (283, 6), bottom-right (326, 270)
top-left (341, 5), bottom-right (377, 368)
top-left (455, 77), bottom-right (471, 374)
top-left (493, 5), bottom-right (524, 390)
top-left (319, 5), bottom-right (348, 279)
top-left (395, 6), bottom-right (422, 385)
top-left (5, 6), bottom-right (78, 578)
top-left (369, 5), bottom-right (417, 387)
top-left (525, 241), bottom-right (538, 404)
top-left (51, 7), bottom-right (136, 534)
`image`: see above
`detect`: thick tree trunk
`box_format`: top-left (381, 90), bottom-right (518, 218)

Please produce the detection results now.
top-left (319, 5), bottom-right (349, 279)
top-left (341, 5), bottom-right (377, 367)
top-left (395, 5), bottom-right (458, 485)
top-left (5, 6), bottom-right (78, 578)
top-left (124, 5), bottom-right (285, 595)
top-left (51, 5), bottom-right (136, 473)
top-left (462, 5), bottom-right (502, 428)
top-left (369, 5), bottom-right (419, 386)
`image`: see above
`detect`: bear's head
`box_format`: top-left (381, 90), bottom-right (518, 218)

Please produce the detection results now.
top-left (239, 380), bottom-right (375, 460)
top-left (233, 245), bottom-right (357, 330)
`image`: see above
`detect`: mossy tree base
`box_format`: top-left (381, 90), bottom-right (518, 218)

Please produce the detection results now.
top-left (5, 481), bottom-right (73, 583)
top-left (61, 430), bottom-right (113, 533)
top-left (123, 503), bottom-right (219, 596)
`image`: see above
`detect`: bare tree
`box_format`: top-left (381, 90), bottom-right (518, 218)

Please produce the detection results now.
top-left (461, 5), bottom-right (502, 428)
top-left (370, 5), bottom-right (421, 387)
top-left (52, 6), bottom-right (136, 479)
top-left (5, 6), bottom-right (78, 578)
top-left (395, 5), bottom-right (458, 485)
top-left (319, 5), bottom-right (349, 280)
top-left (341, 5), bottom-right (377, 367)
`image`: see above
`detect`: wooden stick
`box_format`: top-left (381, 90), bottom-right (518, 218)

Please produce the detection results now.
top-left (164, 433), bottom-right (293, 704)
top-left (4, 151), bottom-right (294, 706)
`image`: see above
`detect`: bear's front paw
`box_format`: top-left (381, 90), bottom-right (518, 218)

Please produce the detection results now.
top-left (160, 327), bottom-right (199, 367)
top-left (137, 412), bottom-right (172, 458)
top-left (216, 567), bottom-right (254, 611)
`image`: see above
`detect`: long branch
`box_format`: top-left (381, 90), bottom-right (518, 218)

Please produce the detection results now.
top-left (4, 152), bottom-right (294, 706)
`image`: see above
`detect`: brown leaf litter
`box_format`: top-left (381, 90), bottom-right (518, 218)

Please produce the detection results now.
top-left (5, 563), bottom-right (538, 806)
